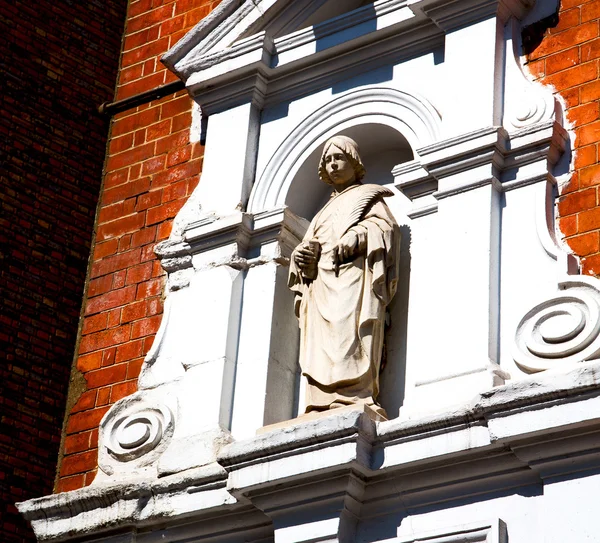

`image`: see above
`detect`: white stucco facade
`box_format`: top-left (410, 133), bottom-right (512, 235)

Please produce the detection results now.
top-left (19, 0), bottom-right (600, 541)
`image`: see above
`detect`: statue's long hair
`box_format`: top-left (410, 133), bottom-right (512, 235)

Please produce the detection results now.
top-left (318, 135), bottom-right (366, 185)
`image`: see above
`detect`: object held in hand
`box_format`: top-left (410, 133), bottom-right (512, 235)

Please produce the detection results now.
top-left (304, 240), bottom-right (320, 280)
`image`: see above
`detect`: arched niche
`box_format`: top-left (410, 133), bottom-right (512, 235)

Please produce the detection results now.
top-left (249, 87), bottom-right (441, 421)
top-left (248, 86), bottom-right (442, 216)
top-left (286, 123), bottom-right (414, 219)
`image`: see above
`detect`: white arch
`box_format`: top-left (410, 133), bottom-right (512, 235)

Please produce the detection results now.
top-left (248, 86), bottom-right (442, 213)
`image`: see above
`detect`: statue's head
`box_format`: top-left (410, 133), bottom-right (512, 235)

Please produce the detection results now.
top-left (318, 135), bottom-right (366, 185)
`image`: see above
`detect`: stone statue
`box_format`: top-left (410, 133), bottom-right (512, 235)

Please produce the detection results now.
top-left (289, 135), bottom-right (400, 416)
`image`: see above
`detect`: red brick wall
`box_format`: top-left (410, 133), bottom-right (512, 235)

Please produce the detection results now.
top-left (0, 1), bottom-right (127, 541)
top-left (526, 0), bottom-right (600, 274)
top-left (56, 0), bottom-right (221, 493)
top-left (54, 0), bottom-right (600, 494)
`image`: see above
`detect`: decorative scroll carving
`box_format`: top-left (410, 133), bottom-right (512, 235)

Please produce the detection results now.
top-left (503, 18), bottom-right (556, 131)
top-left (99, 395), bottom-right (174, 475)
top-left (513, 278), bottom-right (600, 373)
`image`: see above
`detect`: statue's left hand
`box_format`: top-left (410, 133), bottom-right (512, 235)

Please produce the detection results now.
top-left (333, 230), bottom-right (359, 266)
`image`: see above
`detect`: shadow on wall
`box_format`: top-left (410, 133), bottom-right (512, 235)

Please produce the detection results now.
top-left (380, 223), bottom-right (411, 419)
top-left (356, 482), bottom-right (544, 542)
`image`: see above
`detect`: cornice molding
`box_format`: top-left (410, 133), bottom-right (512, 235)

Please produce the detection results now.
top-left (18, 361), bottom-right (600, 542)
top-left (162, 0), bottom-right (535, 113)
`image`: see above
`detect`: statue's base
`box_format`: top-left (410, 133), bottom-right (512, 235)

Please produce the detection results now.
top-left (257, 403), bottom-right (387, 435)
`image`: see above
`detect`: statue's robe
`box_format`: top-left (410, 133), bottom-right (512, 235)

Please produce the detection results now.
top-left (289, 183), bottom-right (400, 412)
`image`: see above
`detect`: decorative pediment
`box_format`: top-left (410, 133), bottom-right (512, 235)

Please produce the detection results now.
top-left (162, 0), bottom-right (534, 113)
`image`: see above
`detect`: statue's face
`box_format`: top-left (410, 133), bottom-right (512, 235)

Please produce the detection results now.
top-left (324, 145), bottom-right (356, 186)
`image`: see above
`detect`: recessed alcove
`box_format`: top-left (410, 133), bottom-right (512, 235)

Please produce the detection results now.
top-left (278, 122), bottom-right (414, 420)
top-left (285, 123), bottom-right (414, 220)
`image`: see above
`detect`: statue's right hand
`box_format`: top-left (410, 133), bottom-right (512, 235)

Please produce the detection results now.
top-left (294, 244), bottom-right (317, 271)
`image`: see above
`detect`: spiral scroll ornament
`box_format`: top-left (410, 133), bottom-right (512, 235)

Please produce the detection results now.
top-left (513, 279), bottom-right (600, 373)
top-left (101, 397), bottom-right (174, 468)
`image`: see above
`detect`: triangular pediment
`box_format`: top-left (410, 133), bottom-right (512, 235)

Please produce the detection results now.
top-left (162, 0), bottom-right (378, 75)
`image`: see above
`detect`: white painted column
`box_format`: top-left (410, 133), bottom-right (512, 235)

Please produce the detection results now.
top-left (196, 101), bottom-right (261, 215)
top-left (231, 209), bottom-right (307, 438)
top-left (404, 128), bottom-right (507, 415)
top-left (440, 16), bottom-right (504, 138)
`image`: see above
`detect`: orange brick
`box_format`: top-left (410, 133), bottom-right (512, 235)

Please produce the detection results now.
top-left (184, 5), bottom-right (211, 27)
top-left (71, 390), bottom-right (97, 413)
top-left (127, 357), bottom-right (145, 380)
top-left (558, 187), bottom-right (597, 215)
top-left (545, 47), bottom-right (579, 75)
top-left (108, 132), bottom-right (134, 156)
top-left (102, 178), bottom-right (152, 207)
top-left (558, 215), bottom-right (578, 237)
top-left (146, 199), bottom-right (186, 225)
top-left (561, 87), bottom-right (580, 108)
top-left (567, 231), bottom-right (600, 255)
top-left (96, 387), bottom-right (111, 407)
top-left (151, 161), bottom-right (198, 189)
top-left (86, 363), bottom-right (128, 389)
top-left (121, 37), bottom-right (170, 68)
top-left (526, 58), bottom-right (545, 78)
top-left (580, 164), bottom-right (600, 186)
top-left (160, 14), bottom-right (186, 37)
top-left (137, 278), bottom-right (163, 300)
top-left (107, 308), bottom-right (122, 329)
top-left (56, 475), bottom-right (86, 494)
top-left (157, 218), bottom-right (175, 240)
top-left (112, 107), bottom-right (160, 137)
top-left (84, 470), bottom-right (98, 487)
top-left (549, 7), bottom-right (581, 34)
top-left (103, 348), bottom-right (117, 367)
top-left (530, 21), bottom-right (599, 60)
top-left (577, 120), bottom-right (600, 146)
top-left (82, 313), bottom-right (108, 335)
top-left (60, 450), bottom-right (98, 477)
top-left (116, 339), bottom-right (144, 362)
top-left (64, 432), bottom-right (92, 455)
top-left (580, 79), bottom-right (600, 103)
top-left (131, 226), bottom-right (157, 248)
top-left (97, 213), bottom-right (146, 242)
top-left (77, 352), bottom-right (103, 373)
top-left (127, 4), bottom-right (174, 34)
top-left (113, 270), bottom-right (127, 290)
top-left (131, 315), bottom-right (162, 339)
top-left (155, 130), bottom-right (190, 155)
top-left (161, 94), bottom-right (192, 118)
top-left (105, 142), bottom-right (156, 173)
top-left (147, 297), bottom-right (163, 316)
top-left (105, 169), bottom-right (129, 189)
top-left (121, 300), bottom-right (148, 323)
top-left (569, 102), bottom-right (600, 128)
top-left (141, 155), bottom-right (167, 175)
top-left (85, 286), bottom-right (137, 316)
top-left (128, 0), bottom-right (153, 19)
top-left (111, 380), bottom-right (138, 403)
top-left (79, 325), bottom-right (131, 354)
top-left (66, 406), bottom-right (110, 434)
top-left (126, 261), bottom-right (154, 285)
top-left (544, 61), bottom-right (597, 92)
top-left (162, 178), bottom-right (188, 202)
top-left (93, 239), bottom-right (119, 261)
top-left (582, 1), bottom-right (600, 22)
top-left (578, 205), bottom-right (600, 231)
top-left (582, 253), bottom-right (600, 275)
top-left (167, 145), bottom-right (192, 167)
top-left (575, 144), bottom-right (598, 168)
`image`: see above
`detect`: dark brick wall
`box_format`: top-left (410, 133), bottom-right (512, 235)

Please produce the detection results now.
top-left (0, 1), bottom-right (127, 540)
